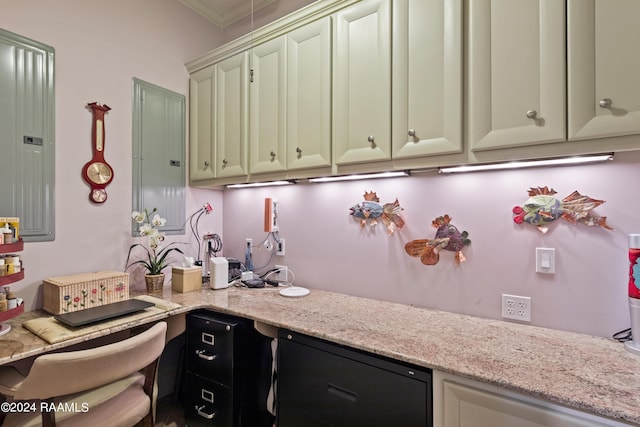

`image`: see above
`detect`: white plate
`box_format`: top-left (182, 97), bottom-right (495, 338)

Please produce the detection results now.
top-left (279, 286), bottom-right (310, 297)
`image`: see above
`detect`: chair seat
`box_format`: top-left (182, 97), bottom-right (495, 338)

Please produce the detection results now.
top-left (2, 373), bottom-right (149, 427)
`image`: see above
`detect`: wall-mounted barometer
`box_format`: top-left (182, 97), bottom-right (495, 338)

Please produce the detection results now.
top-left (82, 102), bottom-right (114, 204)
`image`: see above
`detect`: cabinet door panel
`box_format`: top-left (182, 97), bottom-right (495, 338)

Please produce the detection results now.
top-left (250, 36), bottom-right (287, 174)
top-left (216, 52), bottom-right (249, 179)
top-left (333, 0), bottom-right (391, 165)
top-left (468, 0), bottom-right (565, 151)
top-left (287, 17), bottom-right (332, 170)
top-left (392, 0), bottom-right (462, 159)
top-left (443, 381), bottom-right (611, 427)
top-left (189, 65), bottom-right (215, 181)
top-left (568, 0), bottom-right (640, 140)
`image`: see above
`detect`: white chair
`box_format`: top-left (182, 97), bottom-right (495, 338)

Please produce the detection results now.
top-left (0, 321), bottom-right (167, 427)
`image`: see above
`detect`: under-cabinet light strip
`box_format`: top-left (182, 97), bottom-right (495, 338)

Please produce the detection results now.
top-left (308, 171), bottom-right (409, 183)
top-left (226, 180), bottom-right (294, 189)
top-left (438, 154), bottom-right (613, 174)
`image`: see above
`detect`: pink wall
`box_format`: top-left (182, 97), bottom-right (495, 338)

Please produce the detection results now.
top-left (1, 0), bottom-right (224, 308)
top-left (222, 151), bottom-right (640, 338)
top-left (3, 1), bottom-right (638, 340)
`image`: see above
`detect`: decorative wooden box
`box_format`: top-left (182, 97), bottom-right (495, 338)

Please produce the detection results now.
top-left (42, 271), bottom-right (129, 314)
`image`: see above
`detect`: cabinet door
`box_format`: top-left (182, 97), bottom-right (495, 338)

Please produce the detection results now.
top-left (442, 380), bottom-right (617, 427)
top-left (216, 52), bottom-right (249, 179)
top-left (333, 0), bottom-right (391, 165)
top-left (468, 0), bottom-right (566, 151)
top-left (189, 65), bottom-right (216, 181)
top-left (568, 0), bottom-right (640, 141)
top-left (392, 0), bottom-right (462, 159)
top-left (250, 36), bottom-right (287, 174)
top-left (287, 17), bottom-right (332, 170)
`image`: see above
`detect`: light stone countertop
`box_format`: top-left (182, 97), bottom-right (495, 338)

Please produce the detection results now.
top-left (1, 285), bottom-right (639, 425)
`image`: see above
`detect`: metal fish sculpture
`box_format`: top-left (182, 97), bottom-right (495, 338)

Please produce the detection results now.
top-left (405, 215), bottom-right (471, 265)
top-left (349, 191), bottom-right (405, 235)
top-left (512, 186), bottom-right (613, 233)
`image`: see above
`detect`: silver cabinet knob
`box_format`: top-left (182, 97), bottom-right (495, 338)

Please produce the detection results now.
top-left (526, 110), bottom-right (538, 119)
top-left (367, 136), bottom-right (375, 145)
top-left (222, 159), bottom-right (228, 166)
top-left (599, 98), bottom-right (612, 108)
top-left (408, 129), bottom-right (416, 137)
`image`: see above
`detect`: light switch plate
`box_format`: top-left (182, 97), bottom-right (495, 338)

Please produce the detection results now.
top-left (535, 247), bottom-right (555, 274)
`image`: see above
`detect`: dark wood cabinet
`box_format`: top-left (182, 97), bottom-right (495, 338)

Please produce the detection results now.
top-left (277, 329), bottom-right (433, 427)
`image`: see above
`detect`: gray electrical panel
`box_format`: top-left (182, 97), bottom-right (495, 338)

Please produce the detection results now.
top-left (0, 28), bottom-right (55, 241)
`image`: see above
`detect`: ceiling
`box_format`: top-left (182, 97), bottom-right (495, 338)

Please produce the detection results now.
top-left (177, 0), bottom-right (275, 28)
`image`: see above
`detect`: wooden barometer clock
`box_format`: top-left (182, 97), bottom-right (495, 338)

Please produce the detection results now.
top-left (82, 102), bottom-right (114, 204)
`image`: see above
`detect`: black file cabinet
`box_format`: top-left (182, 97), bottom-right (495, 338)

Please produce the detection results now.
top-left (185, 310), bottom-right (273, 427)
top-left (277, 329), bottom-right (433, 427)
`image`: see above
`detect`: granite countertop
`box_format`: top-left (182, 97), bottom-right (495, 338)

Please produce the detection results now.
top-left (1, 285), bottom-right (639, 425)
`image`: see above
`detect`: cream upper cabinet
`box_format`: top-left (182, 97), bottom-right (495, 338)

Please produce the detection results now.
top-left (333, 0), bottom-right (391, 165)
top-left (568, 0), bottom-right (640, 141)
top-left (216, 52), bottom-right (249, 179)
top-left (287, 17), bottom-right (332, 170)
top-left (189, 65), bottom-right (216, 181)
top-left (392, 0), bottom-right (462, 159)
top-left (250, 36), bottom-right (287, 174)
top-left (468, 0), bottom-right (566, 151)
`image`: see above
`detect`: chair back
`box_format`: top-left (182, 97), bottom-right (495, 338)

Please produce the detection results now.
top-left (13, 321), bottom-right (167, 400)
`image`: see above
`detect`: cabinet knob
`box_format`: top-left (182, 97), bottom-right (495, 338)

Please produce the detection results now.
top-left (204, 161), bottom-right (210, 167)
top-left (270, 151), bottom-right (277, 159)
top-left (599, 98), bottom-right (612, 108)
top-left (296, 147), bottom-right (302, 154)
top-left (367, 135), bottom-right (375, 146)
top-left (526, 110), bottom-right (538, 119)
top-left (222, 159), bottom-right (228, 166)
top-left (408, 129), bottom-right (416, 137)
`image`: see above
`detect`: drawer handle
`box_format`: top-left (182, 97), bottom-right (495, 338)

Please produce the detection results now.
top-left (195, 404), bottom-right (216, 420)
top-left (195, 349), bottom-right (217, 361)
top-left (327, 383), bottom-right (357, 402)
top-left (526, 110), bottom-right (537, 119)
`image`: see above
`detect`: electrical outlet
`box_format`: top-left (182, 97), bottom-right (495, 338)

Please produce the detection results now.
top-left (501, 294), bottom-right (531, 322)
top-left (274, 264), bottom-right (288, 282)
top-left (276, 239), bottom-right (285, 256)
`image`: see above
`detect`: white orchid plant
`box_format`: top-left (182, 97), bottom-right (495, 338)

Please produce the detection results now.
top-left (125, 208), bottom-right (184, 275)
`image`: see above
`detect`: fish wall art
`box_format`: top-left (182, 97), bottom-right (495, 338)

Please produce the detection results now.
top-left (349, 191), bottom-right (405, 235)
top-left (512, 186), bottom-right (613, 233)
top-left (405, 215), bottom-right (471, 265)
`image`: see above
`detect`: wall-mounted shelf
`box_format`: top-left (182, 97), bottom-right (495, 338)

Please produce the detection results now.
top-left (0, 238), bottom-right (25, 336)
top-left (0, 239), bottom-right (23, 254)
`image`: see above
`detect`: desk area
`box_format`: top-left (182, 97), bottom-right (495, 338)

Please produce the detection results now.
top-left (1, 286), bottom-right (640, 425)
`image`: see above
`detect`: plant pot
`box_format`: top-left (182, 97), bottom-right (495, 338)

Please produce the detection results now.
top-left (144, 273), bottom-right (165, 294)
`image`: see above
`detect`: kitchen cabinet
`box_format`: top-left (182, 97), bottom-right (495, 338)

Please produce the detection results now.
top-left (215, 52), bottom-right (250, 179)
top-left (433, 371), bottom-right (633, 427)
top-left (286, 16), bottom-right (332, 170)
top-left (189, 65), bottom-right (216, 182)
top-left (184, 310), bottom-right (272, 427)
top-left (333, 0), bottom-right (391, 165)
top-left (277, 329), bottom-right (433, 427)
top-left (249, 36), bottom-right (287, 174)
top-left (467, 0), bottom-right (566, 152)
top-left (568, 0), bottom-right (640, 141)
top-left (189, 52), bottom-right (249, 182)
top-left (391, 0), bottom-right (462, 159)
